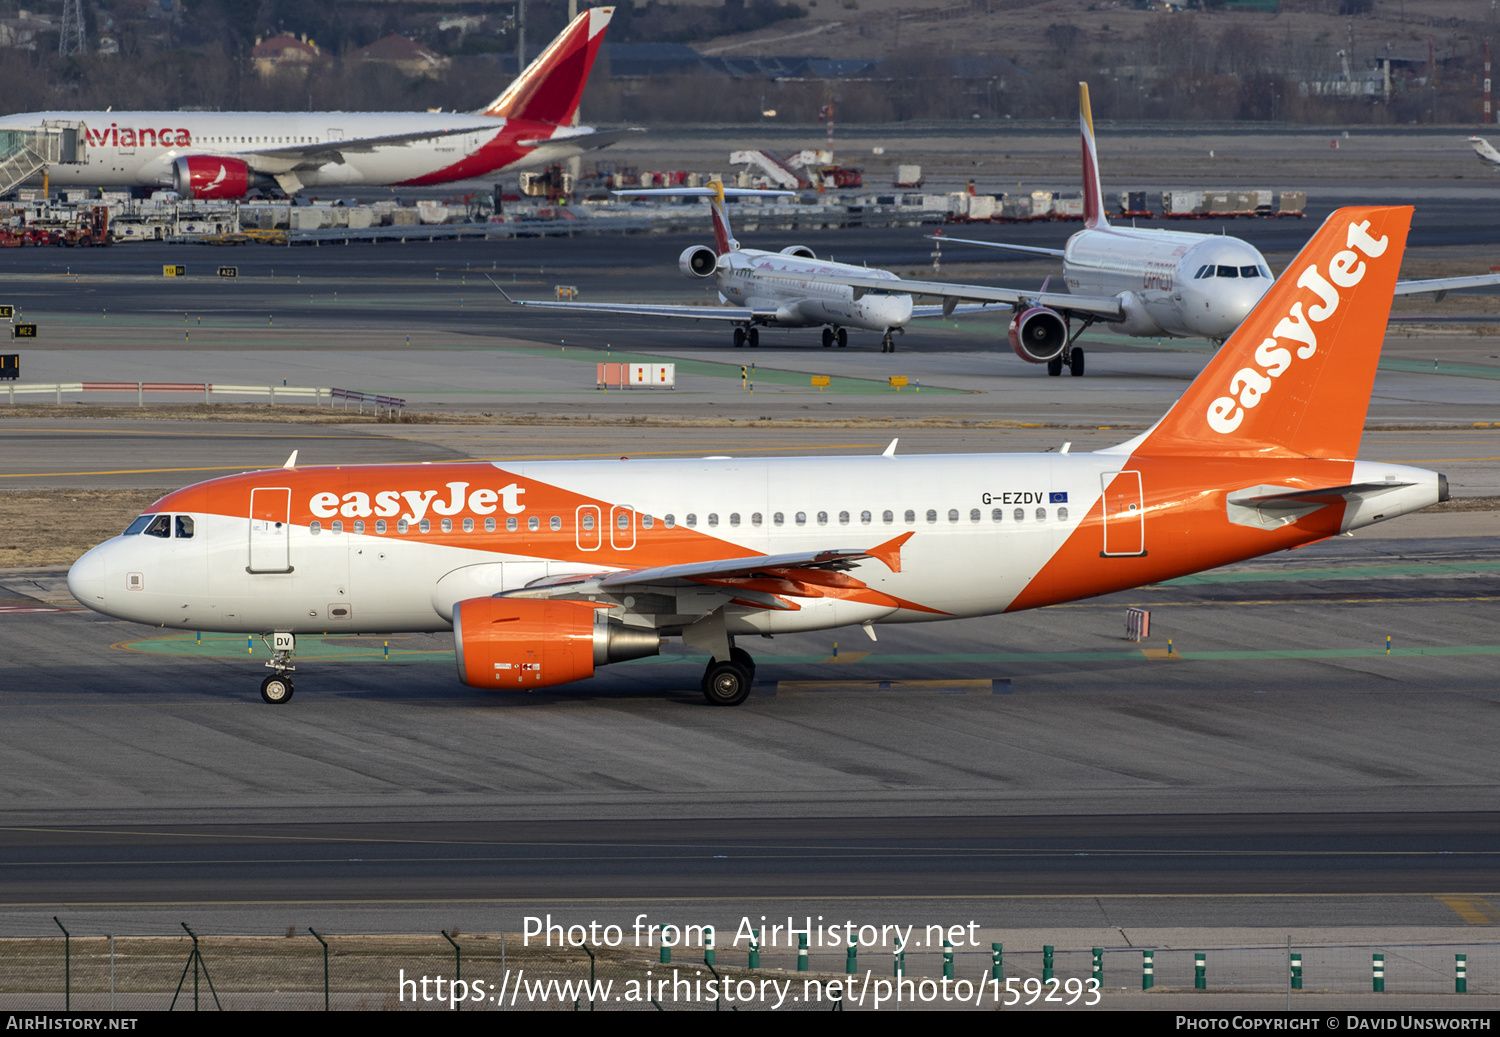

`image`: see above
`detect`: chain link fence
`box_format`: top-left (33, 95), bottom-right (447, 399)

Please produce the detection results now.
top-left (2, 930), bottom-right (1493, 1010)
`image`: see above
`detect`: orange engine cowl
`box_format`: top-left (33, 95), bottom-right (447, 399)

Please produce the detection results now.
top-left (452, 597), bottom-right (660, 689)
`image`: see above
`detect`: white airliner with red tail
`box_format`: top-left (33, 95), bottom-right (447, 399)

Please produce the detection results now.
top-left (70, 205), bottom-right (1445, 706)
top-left (0, 8), bottom-right (626, 198)
top-left (809, 83), bottom-right (1499, 376)
top-left (494, 180), bottom-right (983, 351)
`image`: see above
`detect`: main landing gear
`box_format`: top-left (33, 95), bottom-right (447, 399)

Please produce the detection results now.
top-left (820, 326), bottom-right (848, 348)
top-left (701, 647), bottom-right (756, 706)
top-left (1047, 346), bottom-right (1085, 377)
top-left (259, 632), bottom-right (296, 704)
top-left (734, 326), bottom-right (759, 348)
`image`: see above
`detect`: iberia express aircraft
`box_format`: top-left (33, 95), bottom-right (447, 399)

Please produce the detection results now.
top-left (0, 8), bottom-right (624, 197)
top-left (69, 205), bottom-right (1445, 706)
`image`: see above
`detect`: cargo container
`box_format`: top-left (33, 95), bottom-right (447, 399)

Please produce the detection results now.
top-left (893, 164), bottom-right (923, 188)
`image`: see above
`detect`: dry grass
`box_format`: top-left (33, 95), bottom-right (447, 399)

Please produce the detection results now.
top-left (0, 489), bottom-right (171, 568)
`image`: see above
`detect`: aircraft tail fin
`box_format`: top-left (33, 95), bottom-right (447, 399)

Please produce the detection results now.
top-left (479, 6), bottom-right (614, 123)
top-left (1133, 206), bottom-right (1411, 460)
top-left (1079, 82), bottom-right (1108, 230)
top-left (707, 180), bottom-right (736, 255)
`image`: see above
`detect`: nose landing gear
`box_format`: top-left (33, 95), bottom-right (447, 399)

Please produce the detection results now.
top-left (258, 632), bottom-right (296, 704)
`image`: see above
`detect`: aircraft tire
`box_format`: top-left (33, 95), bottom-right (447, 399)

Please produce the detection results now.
top-left (730, 646), bottom-right (757, 678)
top-left (260, 675), bottom-right (294, 704)
top-left (733, 327), bottom-right (746, 348)
top-left (836, 327), bottom-right (848, 348)
top-left (701, 660), bottom-right (752, 707)
top-left (822, 327), bottom-right (834, 348)
top-left (1069, 347), bottom-right (1085, 377)
top-left (1047, 356), bottom-right (1063, 376)
top-left (747, 327), bottom-right (760, 348)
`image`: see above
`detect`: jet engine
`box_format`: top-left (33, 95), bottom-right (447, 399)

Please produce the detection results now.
top-left (779, 245), bottom-right (816, 259)
top-left (679, 245), bottom-right (719, 279)
top-left (1007, 306), bottom-right (1069, 363)
top-left (452, 597), bottom-right (660, 689)
top-left (171, 156), bottom-right (251, 200)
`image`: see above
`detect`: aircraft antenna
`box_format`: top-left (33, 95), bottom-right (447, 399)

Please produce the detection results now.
top-left (59, 0), bottom-right (86, 56)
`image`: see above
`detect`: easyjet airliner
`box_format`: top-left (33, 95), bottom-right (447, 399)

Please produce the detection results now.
top-left (0, 8), bottom-right (624, 198)
top-left (70, 204), bottom-right (1444, 706)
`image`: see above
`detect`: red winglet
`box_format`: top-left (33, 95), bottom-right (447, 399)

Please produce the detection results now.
top-left (867, 531), bottom-right (914, 573)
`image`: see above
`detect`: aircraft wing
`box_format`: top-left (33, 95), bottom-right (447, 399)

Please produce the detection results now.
top-left (1392, 273), bottom-right (1500, 295)
top-left (487, 278), bottom-right (776, 323)
top-left (929, 233), bottom-right (1067, 259)
top-left (500, 534), bottom-right (914, 603)
top-left (798, 269), bottom-right (1124, 321)
top-left (910, 302), bottom-right (1008, 318)
top-left (243, 123), bottom-right (501, 169)
top-left (516, 127), bottom-right (645, 150)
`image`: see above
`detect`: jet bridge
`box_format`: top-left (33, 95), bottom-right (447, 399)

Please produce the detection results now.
top-left (0, 121), bottom-right (89, 198)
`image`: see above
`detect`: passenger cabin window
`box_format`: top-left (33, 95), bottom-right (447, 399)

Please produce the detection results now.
top-left (440, 519), bottom-right (451, 533)
top-left (926, 509), bottom-right (937, 524)
top-left (397, 519), bottom-right (409, 533)
top-left (708, 513), bottom-right (719, 527)
top-left (550, 516), bottom-right (561, 531)
top-left (354, 520), bottom-right (365, 534)
top-left (992, 508), bottom-right (1003, 522)
top-left (581, 513), bottom-right (595, 531)
top-left (507, 517), bottom-right (518, 531)
top-left (1013, 508), bottom-right (1024, 522)
top-left (882, 510), bottom-right (893, 524)
top-left (419, 519), bottom-right (431, 533)
top-left (485, 518), bottom-right (496, 532)
top-left (817, 511), bottom-right (828, 525)
top-left (795, 512), bottom-right (806, 526)
top-left (729, 513), bottom-right (740, 527)
top-left (642, 515), bottom-right (655, 529)
top-left (144, 515), bottom-right (171, 538)
top-left (1036, 507), bottom-right (1047, 521)
top-left (948, 509), bottom-right (959, 523)
top-left (664, 515), bottom-right (676, 528)
top-left (905, 510), bottom-right (916, 524)
top-left (861, 511), bottom-right (872, 525)
top-left (310, 521), bottom-right (322, 534)
top-left (839, 511), bottom-right (850, 525)
top-left (969, 509), bottom-right (981, 523)
top-left (462, 518), bottom-right (474, 532)
top-left (686, 514), bottom-right (697, 527)
top-left (750, 513), bottom-right (762, 527)
top-left (1058, 507), bottom-right (1069, 521)
top-left (375, 519), bottom-right (387, 534)
top-left (528, 516), bottom-right (540, 531)
top-left (174, 515), bottom-right (195, 539)
top-left (331, 520), bottom-right (343, 533)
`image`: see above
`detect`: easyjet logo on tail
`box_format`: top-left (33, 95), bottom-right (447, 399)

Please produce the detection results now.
top-left (1206, 219), bottom-right (1388, 435)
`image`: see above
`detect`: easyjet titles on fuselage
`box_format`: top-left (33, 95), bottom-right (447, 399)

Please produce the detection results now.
top-left (309, 482), bottom-right (528, 522)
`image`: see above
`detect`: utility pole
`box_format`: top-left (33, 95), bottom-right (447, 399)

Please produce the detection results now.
top-left (517, 0), bottom-right (526, 69)
top-left (59, 0), bottom-right (86, 56)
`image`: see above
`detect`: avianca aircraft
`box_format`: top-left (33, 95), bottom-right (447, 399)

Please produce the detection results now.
top-left (494, 181), bottom-right (983, 352)
top-left (0, 8), bottom-right (624, 198)
top-left (69, 205), bottom-right (1444, 707)
top-left (809, 83), bottom-right (1498, 376)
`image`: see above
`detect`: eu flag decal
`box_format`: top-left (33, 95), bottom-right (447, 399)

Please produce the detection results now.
top-left (1049, 492), bottom-right (1068, 504)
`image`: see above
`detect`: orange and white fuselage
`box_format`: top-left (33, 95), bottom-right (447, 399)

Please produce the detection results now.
top-left (68, 205), bottom-right (1447, 700)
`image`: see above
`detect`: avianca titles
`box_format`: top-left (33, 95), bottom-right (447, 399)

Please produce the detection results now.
top-left (0, 8), bottom-right (626, 198)
top-left (70, 205), bottom-right (1447, 707)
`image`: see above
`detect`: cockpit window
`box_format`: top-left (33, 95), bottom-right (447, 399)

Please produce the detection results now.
top-left (123, 515), bottom-right (154, 536)
top-left (1215, 265), bottom-right (1239, 278)
top-left (1195, 265), bottom-right (1212, 279)
top-left (175, 515), bottom-right (195, 539)
top-left (143, 515), bottom-right (171, 538)
top-left (1240, 265), bottom-right (1262, 278)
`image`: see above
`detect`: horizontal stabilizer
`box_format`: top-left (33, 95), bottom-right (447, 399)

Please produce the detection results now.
top-left (930, 234), bottom-right (1066, 259)
top-left (1229, 481), bottom-right (1413, 509)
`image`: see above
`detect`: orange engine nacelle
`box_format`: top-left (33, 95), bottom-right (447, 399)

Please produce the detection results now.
top-left (452, 597), bottom-right (660, 689)
top-left (171, 155), bottom-right (251, 200)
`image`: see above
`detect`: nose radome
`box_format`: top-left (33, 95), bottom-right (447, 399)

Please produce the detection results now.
top-left (67, 544), bottom-right (107, 608)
